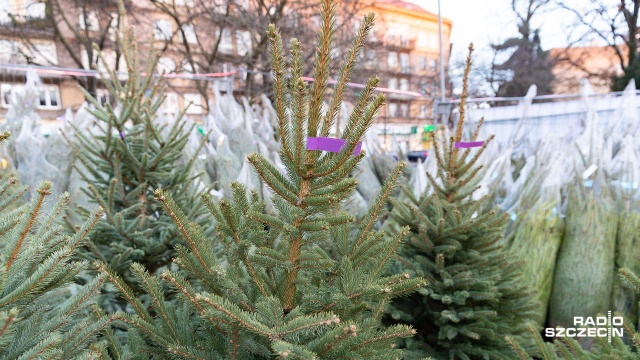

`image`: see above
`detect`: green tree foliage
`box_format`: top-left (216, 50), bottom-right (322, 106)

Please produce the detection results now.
top-left (0, 131), bottom-right (113, 358)
top-left (386, 45), bottom-right (538, 359)
top-left (507, 208), bottom-right (640, 358)
top-left (64, 2), bottom-right (210, 311)
top-left (491, 0), bottom-right (555, 96)
top-left (96, 1), bottom-right (425, 357)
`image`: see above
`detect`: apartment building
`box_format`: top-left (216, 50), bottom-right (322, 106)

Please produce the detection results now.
top-left (363, 0), bottom-right (452, 151)
top-left (0, 0), bottom-right (451, 151)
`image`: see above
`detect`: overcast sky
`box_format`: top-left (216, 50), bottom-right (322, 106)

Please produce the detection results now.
top-left (407, 0), bottom-right (620, 62)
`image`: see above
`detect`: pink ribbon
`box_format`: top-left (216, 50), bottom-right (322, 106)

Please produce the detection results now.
top-left (306, 137), bottom-right (363, 156)
top-left (455, 141), bottom-right (484, 149)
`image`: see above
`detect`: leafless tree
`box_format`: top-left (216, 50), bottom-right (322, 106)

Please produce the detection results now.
top-left (150, 0), bottom-right (377, 108)
top-left (554, 0), bottom-right (640, 90)
top-left (4, 0), bottom-right (132, 97)
top-left (491, 0), bottom-right (555, 97)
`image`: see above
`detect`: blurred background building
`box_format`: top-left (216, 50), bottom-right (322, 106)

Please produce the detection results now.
top-left (0, 0), bottom-right (452, 152)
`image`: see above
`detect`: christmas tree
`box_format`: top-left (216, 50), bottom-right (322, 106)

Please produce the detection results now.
top-left (0, 131), bottom-right (113, 358)
top-left (386, 45), bottom-right (538, 359)
top-left (97, 1), bottom-right (425, 357)
top-left (509, 257), bottom-right (640, 359)
top-left (64, 1), bottom-right (211, 311)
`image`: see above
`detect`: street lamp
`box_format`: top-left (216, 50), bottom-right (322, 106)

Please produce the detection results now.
top-left (437, 0), bottom-right (445, 102)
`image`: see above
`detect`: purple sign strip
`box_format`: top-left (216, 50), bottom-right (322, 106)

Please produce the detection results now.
top-left (455, 141), bottom-right (485, 149)
top-left (306, 137), bottom-right (363, 156)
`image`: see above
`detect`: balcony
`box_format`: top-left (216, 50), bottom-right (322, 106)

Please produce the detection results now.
top-left (385, 38), bottom-right (416, 51)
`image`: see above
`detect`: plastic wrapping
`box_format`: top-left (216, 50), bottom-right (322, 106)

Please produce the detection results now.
top-left (236, 156), bottom-right (262, 197)
top-left (343, 190), bottom-right (368, 219)
top-left (611, 201), bottom-right (640, 327)
top-left (548, 181), bottom-right (617, 333)
top-left (214, 134), bottom-right (241, 197)
top-left (8, 73), bottom-right (58, 196)
top-left (409, 158), bottom-right (428, 197)
top-left (507, 153), bottom-right (567, 326)
top-left (354, 156), bottom-right (382, 203)
top-left (608, 134), bottom-right (640, 199)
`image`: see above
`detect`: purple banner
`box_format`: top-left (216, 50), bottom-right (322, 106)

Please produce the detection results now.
top-left (306, 137), bottom-right (363, 156)
top-left (455, 141), bottom-right (485, 149)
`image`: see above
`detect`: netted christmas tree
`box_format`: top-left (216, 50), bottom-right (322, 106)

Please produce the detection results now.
top-left (96, 1), bottom-right (425, 357)
top-left (385, 45), bottom-right (538, 359)
top-left (0, 131), bottom-right (113, 358)
top-left (65, 2), bottom-right (210, 311)
top-left (508, 247), bottom-right (640, 359)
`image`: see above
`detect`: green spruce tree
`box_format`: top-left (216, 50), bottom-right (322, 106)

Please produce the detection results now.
top-left (64, 1), bottom-right (210, 311)
top-left (96, 1), bottom-right (425, 357)
top-left (386, 45), bottom-right (538, 359)
top-left (0, 131), bottom-right (113, 358)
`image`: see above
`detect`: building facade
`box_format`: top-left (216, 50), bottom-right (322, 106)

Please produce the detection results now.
top-left (361, 0), bottom-right (452, 151)
top-left (0, 0), bottom-right (451, 151)
top-left (550, 44), bottom-right (625, 94)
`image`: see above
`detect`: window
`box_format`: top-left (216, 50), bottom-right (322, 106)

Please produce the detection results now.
top-left (181, 59), bottom-right (198, 74)
top-left (400, 35), bottom-right (410, 47)
top-left (399, 78), bottom-right (409, 92)
top-left (1, 84), bottom-right (60, 109)
top-left (399, 53), bottom-right (410, 71)
top-left (429, 58), bottom-right (437, 71)
top-left (38, 88), bottom-right (46, 106)
top-left (218, 28), bottom-right (233, 54)
top-left (429, 32), bottom-right (439, 49)
top-left (107, 12), bottom-right (119, 42)
top-left (213, 0), bottom-right (227, 14)
top-left (0, 0), bottom-right (12, 24)
top-left (32, 43), bottom-right (58, 65)
top-left (184, 93), bottom-right (202, 114)
top-left (331, 48), bottom-right (341, 60)
top-left (24, 0), bottom-right (45, 19)
top-left (388, 102), bottom-right (397, 117)
top-left (387, 32), bottom-right (396, 43)
top-left (154, 19), bottom-right (173, 41)
top-left (416, 33), bottom-right (428, 49)
top-left (420, 105), bottom-right (428, 119)
top-left (236, 0), bottom-right (249, 10)
top-left (387, 51), bottom-right (397, 67)
top-left (419, 57), bottom-right (427, 71)
top-left (81, 49), bottom-right (127, 79)
top-left (387, 78), bottom-right (397, 90)
top-left (236, 30), bottom-right (251, 56)
top-left (419, 80), bottom-right (427, 96)
top-left (157, 56), bottom-right (176, 74)
top-left (400, 103), bottom-right (409, 118)
top-left (49, 87), bottom-right (58, 107)
top-left (179, 24), bottom-right (197, 44)
top-left (0, 40), bottom-right (20, 64)
top-left (79, 10), bottom-right (100, 31)
top-left (366, 49), bottom-right (376, 63)
top-left (162, 92), bottom-right (179, 114)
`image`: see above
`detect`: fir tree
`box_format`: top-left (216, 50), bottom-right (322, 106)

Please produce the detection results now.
top-left (386, 45), bottom-right (538, 359)
top-left (65, 1), bottom-right (210, 311)
top-left (0, 131), bottom-right (113, 358)
top-left (491, 0), bottom-right (555, 97)
top-left (97, 1), bottom-right (425, 358)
